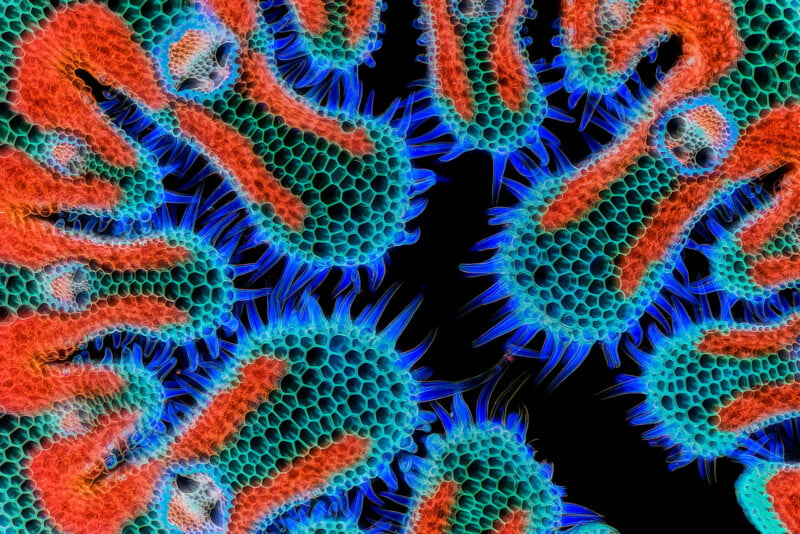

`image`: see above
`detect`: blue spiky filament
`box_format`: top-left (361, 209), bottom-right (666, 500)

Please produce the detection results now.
top-left (413, 0), bottom-right (547, 155)
top-left (265, 508), bottom-right (365, 534)
top-left (488, 169), bottom-right (681, 343)
top-left (180, 81), bottom-right (426, 273)
top-left (258, 486), bottom-right (396, 534)
top-left (619, 315), bottom-right (800, 469)
top-left (556, 0), bottom-right (649, 99)
top-left (261, 0), bottom-right (386, 74)
top-left (683, 172), bottom-right (781, 301)
top-left (564, 524), bottom-right (621, 534)
top-left (92, 39), bottom-right (433, 290)
top-left (399, 394), bottom-right (612, 533)
top-left (62, 362), bottom-right (168, 465)
top-left (708, 232), bottom-right (778, 301)
top-left (461, 171), bottom-right (674, 382)
top-left (112, 291), bottom-right (431, 533)
top-left (406, 421), bottom-right (562, 533)
top-left (707, 196), bottom-right (800, 302)
top-left (232, 23), bottom-right (431, 277)
top-left (201, 292), bottom-right (432, 529)
top-left (64, 0), bottom-right (435, 291)
top-left (71, 334), bottom-right (221, 455)
top-left (277, 517), bottom-right (364, 534)
top-left (461, 120), bottom-right (752, 379)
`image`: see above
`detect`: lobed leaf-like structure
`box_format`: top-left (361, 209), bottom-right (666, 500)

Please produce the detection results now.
top-left (6, 0), bottom-right (800, 532)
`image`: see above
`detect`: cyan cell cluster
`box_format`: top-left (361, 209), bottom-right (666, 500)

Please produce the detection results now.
top-left (4, 0), bottom-right (800, 532)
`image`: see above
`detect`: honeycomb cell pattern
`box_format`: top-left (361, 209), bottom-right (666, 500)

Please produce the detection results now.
top-left (284, 518), bottom-right (365, 534)
top-left (0, 0), bottom-right (432, 287)
top-left (467, 0), bottom-right (800, 377)
top-left (263, 0), bottom-right (386, 73)
top-left (415, 0), bottom-right (546, 154)
top-left (206, 300), bottom-right (428, 530)
top-left (400, 395), bottom-right (618, 533)
top-left (0, 288), bottom-right (431, 533)
top-left (148, 1), bottom-right (431, 277)
top-left (736, 460), bottom-right (800, 534)
top-left (267, 512), bottom-right (365, 534)
top-left (259, 494), bottom-right (368, 534)
top-left (411, 0), bottom-right (570, 199)
top-left (165, 470), bottom-right (229, 534)
top-left (5, 0), bottom-right (800, 532)
top-left (621, 313), bottom-right (800, 467)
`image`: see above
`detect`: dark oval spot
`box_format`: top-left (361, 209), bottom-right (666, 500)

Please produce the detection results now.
top-left (215, 42), bottom-right (236, 66)
top-left (209, 501), bottom-right (225, 527)
top-left (694, 147), bottom-right (718, 168)
top-left (175, 474), bottom-right (200, 493)
top-left (665, 116), bottom-right (687, 138)
top-left (177, 77), bottom-right (205, 92)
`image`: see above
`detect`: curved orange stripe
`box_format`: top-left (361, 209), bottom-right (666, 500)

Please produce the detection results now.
top-left (407, 480), bottom-right (458, 534)
top-left (174, 102), bottom-right (307, 229)
top-left (767, 469), bottom-right (800, 534)
top-left (698, 321), bottom-right (800, 359)
top-left (544, 0), bottom-right (741, 229)
top-left (423, 0), bottom-right (473, 120)
top-left (345, 0), bottom-right (378, 46)
top-left (292, 0), bottom-right (329, 35)
top-left (239, 50), bottom-right (374, 155)
top-left (228, 435), bottom-right (370, 534)
top-left (717, 383), bottom-right (800, 432)
top-left (560, 0), bottom-right (601, 52)
top-left (172, 357), bottom-right (287, 459)
top-left (202, 0), bottom-right (259, 37)
top-left (491, 0), bottom-right (530, 111)
top-left (14, 3), bottom-right (167, 167)
top-left (0, 297), bottom-right (186, 415)
top-left (616, 178), bottom-right (719, 295)
top-left (28, 410), bottom-right (165, 534)
top-left (496, 509), bottom-right (530, 534)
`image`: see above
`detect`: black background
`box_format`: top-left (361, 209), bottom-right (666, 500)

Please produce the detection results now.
top-left (352, 0), bottom-right (759, 532)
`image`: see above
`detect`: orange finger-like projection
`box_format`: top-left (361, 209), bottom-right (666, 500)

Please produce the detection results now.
top-left (549, 0), bottom-right (742, 229)
top-left (12, 2), bottom-right (168, 167)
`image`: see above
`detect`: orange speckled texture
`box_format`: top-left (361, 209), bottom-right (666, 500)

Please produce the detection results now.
top-left (407, 480), bottom-right (459, 534)
top-left (228, 434), bottom-right (370, 534)
top-left (175, 101), bottom-right (308, 229)
top-left (14, 3), bottom-right (167, 167)
top-left (238, 50), bottom-right (374, 155)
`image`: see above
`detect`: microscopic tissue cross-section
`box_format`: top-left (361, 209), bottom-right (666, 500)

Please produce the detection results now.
top-left (2, 0), bottom-right (800, 532)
